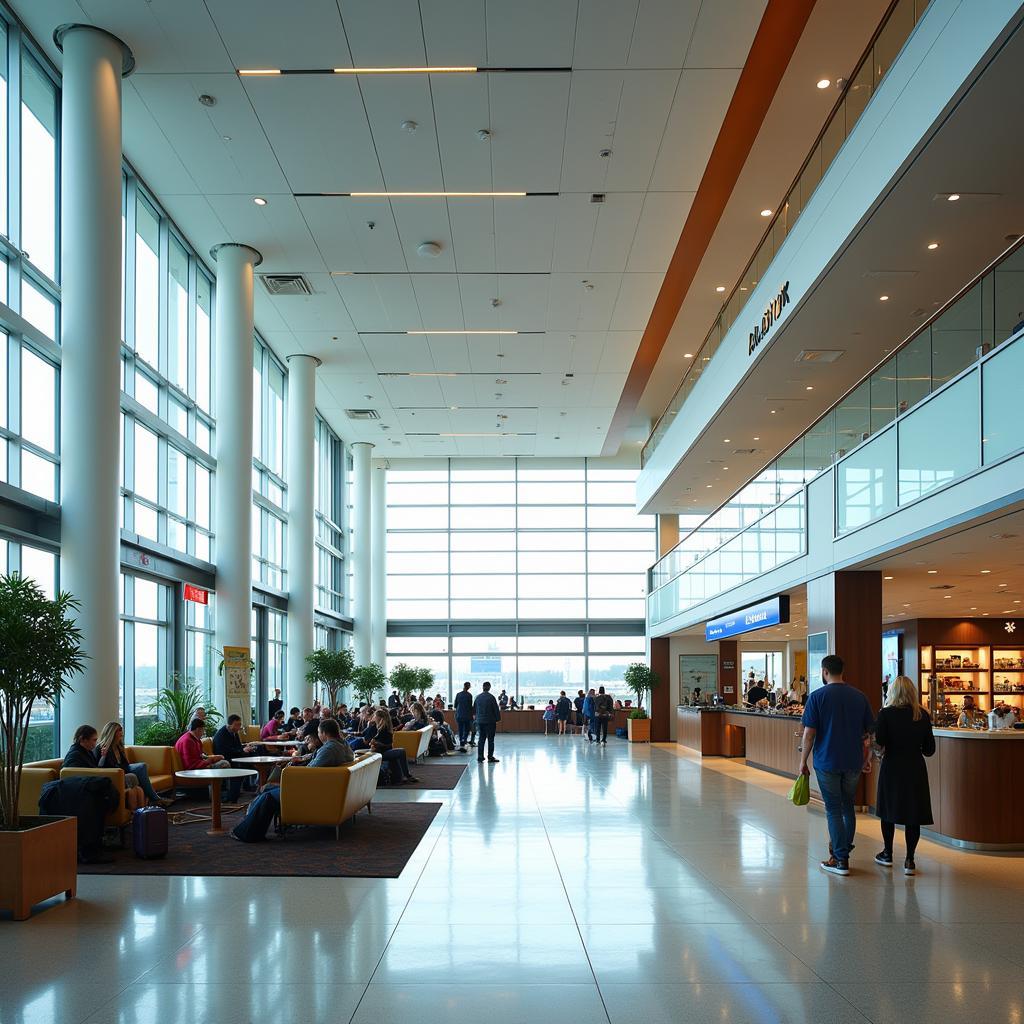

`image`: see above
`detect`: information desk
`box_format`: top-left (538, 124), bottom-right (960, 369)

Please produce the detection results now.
top-left (442, 708), bottom-right (631, 734)
top-left (677, 706), bottom-right (1024, 848)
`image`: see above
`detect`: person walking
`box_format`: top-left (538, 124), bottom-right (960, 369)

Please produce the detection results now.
top-left (474, 680), bottom-right (501, 763)
top-left (582, 688), bottom-right (596, 742)
top-left (454, 681), bottom-right (474, 753)
top-left (874, 675), bottom-right (935, 875)
top-left (797, 655), bottom-right (875, 876)
top-left (593, 686), bottom-right (614, 744)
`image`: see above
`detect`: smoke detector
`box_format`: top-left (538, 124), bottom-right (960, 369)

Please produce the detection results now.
top-left (417, 241), bottom-right (443, 258)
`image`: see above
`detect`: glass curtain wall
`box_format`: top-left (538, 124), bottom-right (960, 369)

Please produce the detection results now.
top-left (252, 336), bottom-right (287, 592)
top-left (118, 573), bottom-right (172, 742)
top-left (314, 415), bottom-right (346, 617)
top-left (385, 459), bottom-right (653, 704)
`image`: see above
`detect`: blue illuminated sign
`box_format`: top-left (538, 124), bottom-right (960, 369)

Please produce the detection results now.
top-left (705, 596), bottom-right (790, 642)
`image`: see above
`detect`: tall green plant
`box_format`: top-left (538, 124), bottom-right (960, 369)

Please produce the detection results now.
top-left (306, 646), bottom-right (354, 708)
top-left (0, 574), bottom-right (86, 830)
top-left (351, 663), bottom-right (386, 707)
top-left (414, 666), bottom-right (435, 695)
top-left (623, 662), bottom-right (659, 710)
top-left (389, 663), bottom-right (420, 701)
top-left (148, 677), bottom-right (222, 736)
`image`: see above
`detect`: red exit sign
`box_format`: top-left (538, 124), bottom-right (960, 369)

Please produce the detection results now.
top-left (183, 583), bottom-right (209, 605)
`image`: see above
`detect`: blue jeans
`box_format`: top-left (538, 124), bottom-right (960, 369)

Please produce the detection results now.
top-left (129, 762), bottom-right (161, 804)
top-left (815, 768), bottom-right (861, 861)
top-left (456, 718), bottom-right (471, 746)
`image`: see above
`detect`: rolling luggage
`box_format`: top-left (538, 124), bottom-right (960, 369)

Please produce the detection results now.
top-left (133, 806), bottom-right (168, 859)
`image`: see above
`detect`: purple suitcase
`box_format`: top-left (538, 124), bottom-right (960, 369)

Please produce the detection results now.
top-left (132, 806), bottom-right (168, 859)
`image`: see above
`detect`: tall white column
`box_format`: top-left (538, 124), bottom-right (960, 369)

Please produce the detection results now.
top-left (351, 442), bottom-right (373, 665)
top-left (370, 462), bottom-right (387, 667)
top-left (212, 243), bottom-right (262, 716)
top-left (56, 25), bottom-right (133, 746)
top-left (286, 354), bottom-right (319, 707)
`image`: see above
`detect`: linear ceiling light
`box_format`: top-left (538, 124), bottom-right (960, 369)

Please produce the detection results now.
top-left (407, 329), bottom-right (518, 335)
top-left (333, 66), bottom-right (476, 74)
top-left (238, 69), bottom-right (281, 75)
top-left (349, 191), bottom-right (527, 198)
top-left (408, 372), bottom-right (459, 377)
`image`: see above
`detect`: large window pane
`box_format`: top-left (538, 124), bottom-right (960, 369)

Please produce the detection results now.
top-left (21, 59), bottom-right (57, 279)
top-left (983, 337), bottom-right (1024, 464)
top-left (20, 348), bottom-right (55, 450)
top-left (836, 426), bottom-right (897, 533)
top-left (167, 238), bottom-right (189, 390)
top-left (134, 198), bottom-right (160, 367)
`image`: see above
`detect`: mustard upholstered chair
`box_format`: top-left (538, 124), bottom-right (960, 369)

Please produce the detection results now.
top-left (393, 725), bottom-right (433, 763)
top-left (18, 761), bottom-right (62, 819)
top-left (278, 752), bottom-right (381, 839)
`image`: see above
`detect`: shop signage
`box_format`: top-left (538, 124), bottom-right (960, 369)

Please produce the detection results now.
top-left (748, 281), bottom-right (790, 356)
top-left (705, 595), bottom-right (790, 642)
top-left (183, 583), bottom-right (208, 605)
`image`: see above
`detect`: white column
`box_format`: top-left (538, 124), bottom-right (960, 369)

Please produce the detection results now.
top-left (370, 462), bottom-right (387, 667)
top-left (56, 25), bottom-right (133, 746)
top-left (351, 442), bottom-right (373, 665)
top-left (286, 354), bottom-right (319, 707)
top-left (212, 243), bottom-right (262, 715)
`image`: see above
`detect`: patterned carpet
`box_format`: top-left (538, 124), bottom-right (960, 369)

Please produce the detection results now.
top-left (401, 762), bottom-right (466, 790)
top-left (80, 799), bottom-right (442, 877)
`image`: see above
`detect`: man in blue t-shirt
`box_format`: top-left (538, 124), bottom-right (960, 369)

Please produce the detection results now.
top-left (798, 654), bottom-right (874, 876)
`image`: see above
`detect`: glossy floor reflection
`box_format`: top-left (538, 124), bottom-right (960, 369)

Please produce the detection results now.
top-left (4, 737), bottom-right (1024, 1024)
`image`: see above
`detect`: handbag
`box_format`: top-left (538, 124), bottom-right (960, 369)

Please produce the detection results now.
top-left (788, 773), bottom-right (810, 806)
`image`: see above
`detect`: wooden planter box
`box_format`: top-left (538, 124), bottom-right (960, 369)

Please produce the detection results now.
top-left (627, 717), bottom-right (651, 743)
top-left (0, 815), bottom-right (77, 921)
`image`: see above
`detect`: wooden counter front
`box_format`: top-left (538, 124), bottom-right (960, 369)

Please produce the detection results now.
top-left (723, 712), bottom-right (803, 778)
top-left (676, 707), bottom-right (727, 756)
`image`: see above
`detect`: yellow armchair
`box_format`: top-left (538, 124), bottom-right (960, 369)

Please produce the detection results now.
top-left (18, 762), bottom-right (62, 819)
top-left (278, 753), bottom-right (381, 839)
top-left (394, 725), bottom-right (433, 763)
top-left (59, 767), bottom-right (131, 832)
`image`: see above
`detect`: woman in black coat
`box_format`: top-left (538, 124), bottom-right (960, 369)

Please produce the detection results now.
top-left (874, 675), bottom-right (935, 875)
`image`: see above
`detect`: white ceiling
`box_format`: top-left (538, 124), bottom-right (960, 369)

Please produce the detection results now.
top-left (18, 0), bottom-right (775, 458)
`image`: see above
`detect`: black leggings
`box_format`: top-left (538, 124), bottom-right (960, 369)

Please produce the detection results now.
top-left (881, 821), bottom-right (921, 859)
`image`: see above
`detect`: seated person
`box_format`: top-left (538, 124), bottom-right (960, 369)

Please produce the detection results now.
top-left (175, 718), bottom-right (226, 772)
top-left (265, 731), bottom-right (323, 786)
top-left (213, 714), bottom-right (263, 800)
top-left (614, 699), bottom-right (623, 710)
top-left (297, 707), bottom-right (321, 741)
top-left (95, 720), bottom-right (151, 812)
top-left (388, 690), bottom-right (401, 709)
top-left (369, 709), bottom-right (418, 784)
top-left (94, 722), bottom-right (145, 813)
top-left (63, 723), bottom-right (100, 768)
top-left (284, 707), bottom-right (304, 731)
top-left (260, 709), bottom-right (291, 740)
top-left (509, 696), bottom-right (519, 710)
top-left (403, 702), bottom-right (430, 731)
top-left (432, 693), bottom-right (445, 711)
top-left (498, 689), bottom-right (509, 710)
top-left (347, 715), bottom-right (378, 752)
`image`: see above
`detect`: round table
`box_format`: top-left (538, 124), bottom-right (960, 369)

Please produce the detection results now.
top-left (175, 768), bottom-right (257, 835)
top-left (231, 755), bottom-right (293, 787)
top-left (260, 740), bottom-right (300, 749)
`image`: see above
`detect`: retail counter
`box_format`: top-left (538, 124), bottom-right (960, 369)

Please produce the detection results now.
top-left (442, 708), bottom-right (631, 734)
top-left (676, 706), bottom-right (801, 771)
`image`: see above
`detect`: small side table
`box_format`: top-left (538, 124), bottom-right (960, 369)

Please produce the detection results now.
top-left (231, 755), bottom-right (293, 788)
top-left (174, 768), bottom-right (257, 835)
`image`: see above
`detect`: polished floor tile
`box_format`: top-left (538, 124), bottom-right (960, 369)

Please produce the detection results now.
top-left (5, 736), bottom-right (1024, 1024)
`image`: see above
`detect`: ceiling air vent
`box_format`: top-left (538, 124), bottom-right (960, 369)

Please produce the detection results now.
top-left (344, 409), bottom-right (380, 421)
top-left (590, 193), bottom-right (605, 204)
top-left (731, 448), bottom-right (757, 456)
top-left (795, 350), bottom-right (844, 363)
top-left (260, 273), bottom-right (313, 296)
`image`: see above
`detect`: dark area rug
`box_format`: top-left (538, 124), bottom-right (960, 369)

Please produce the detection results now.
top-left (401, 762), bottom-right (466, 790)
top-left (80, 800), bottom-right (441, 878)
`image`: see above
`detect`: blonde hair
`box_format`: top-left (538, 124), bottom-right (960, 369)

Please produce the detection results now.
top-left (885, 675), bottom-right (923, 720)
top-left (97, 721), bottom-right (125, 758)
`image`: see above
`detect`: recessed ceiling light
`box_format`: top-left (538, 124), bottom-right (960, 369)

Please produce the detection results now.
top-left (927, 242), bottom-right (939, 250)
top-left (947, 193), bottom-right (960, 202)
top-left (349, 190), bottom-right (526, 198)
top-left (884, 575), bottom-right (894, 580)
top-left (981, 569), bottom-right (992, 574)
top-left (971, 606), bottom-right (977, 610)
top-left (816, 78), bottom-right (831, 90)
top-left (723, 438), bottom-right (731, 443)
top-left (1015, 600), bottom-right (1021, 604)
top-left (999, 583), bottom-right (1009, 587)
top-left (760, 208), bottom-right (773, 217)
top-left (407, 329), bottom-right (518, 335)
top-left (723, 465), bottom-right (729, 470)
top-left (715, 285), bottom-right (726, 293)
top-left (683, 353), bottom-right (694, 358)
top-left (770, 409), bottom-right (776, 414)
top-left (943, 595), bottom-right (952, 599)
top-left (805, 385), bottom-right (814, 391)
top-left (753, 436), bottom-right (760, 441)
top-left (927, 569), bottom-right (938, 574)
top-left (706, 484), bottom-right (713, 488)
top-left (879, 294), bottom-right (889, 301)
top-left (253, 196), bottom-right (268, 206)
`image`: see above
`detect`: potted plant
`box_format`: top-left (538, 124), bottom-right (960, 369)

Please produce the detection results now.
top-left (414, 666), bottom-right (435, 700)
top-left (147, 677), bottom-right (222, 737)
top-left (351, 663), bottom-right (387, 708)
top-left (0, 573), bottom-right (86, 920)
top-left (306, 646), bottom-right (355, 709)
top-left (389, 663), bottom-right (420, 703)
top-left (623, 662), bottom-right (659, 743)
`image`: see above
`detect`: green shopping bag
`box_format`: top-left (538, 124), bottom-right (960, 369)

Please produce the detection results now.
top-left (788, 773), bottom-right (810, 806)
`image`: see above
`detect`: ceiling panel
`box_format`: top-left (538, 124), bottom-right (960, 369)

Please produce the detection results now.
top-left (561, 70), bottom-right (679, 192)
top-left (627, 0), bottom-right (702, 68)
top-left (121, 83), bottom-right (199, 196)
top-left (430, 75), bottom-right (493, 192)
top-left (588, 194), bottom-right (645, 273)
top-left (243, 76), bottom-right (383, 193)
top-left (339, 0), bottom-right (427, 66)
top-left (332, 275), bottom-right (421, 331)
top-left (610, 272), bottom-right (663, 330)
top-left (457, 273), bottom-right (550, 331)
top-left (205, 0), bottom-right (348, 69)
top-left (423, 334), bottom-right (472, 371)
top-left (360, 76), bottom-right (445, 192)
top-left (494, 197), bottom-right (558, 272)
top-left (205, 194), bottom-right (324, 273)
top-left (259, 274), bottom-right (356, 332)
top-left (420, 0), bottom-right (488, 66)
top-left (597, 332), bottom-right (644, 373)
top-left (484, 0), bottom-right (579, 67)
top-left (627, 191), bottom-right (694, 272)
top-left (684, 0), bottom-right (767, 69)
top-left (546, 273), bottom-right (620, 331)
top-left (488, 74), bottom-right (571, 192)
top-left (297, 197), bottom-right (406, 273)
top-left (409, 276), bottom-right (467, 329)
top-left (651, 69), bottom-right (741, 191)
top-left (448, 201), bottom-right (497, 272)
top-left (391, 200), bottom-right (458, 273)
top-left (365, 336), bottom-right (436, 373)
top-left (573, 0), bottom-right (639, 69)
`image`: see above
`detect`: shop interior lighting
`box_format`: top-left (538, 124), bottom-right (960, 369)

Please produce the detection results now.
top-left (816, 78), bottom-right (831, 89)
top-left (927, 242), bottom-right (939, 249)
top-left (760, 208), bottom-right (773, 217)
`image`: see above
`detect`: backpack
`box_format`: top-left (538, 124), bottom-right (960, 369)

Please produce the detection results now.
top-left (231, 789), bottom-right (279, 843)
top-left (428, 732), bottom-right (447, 757)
